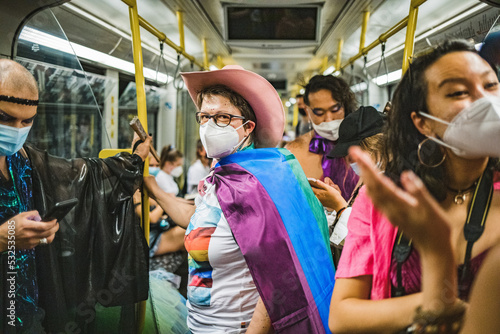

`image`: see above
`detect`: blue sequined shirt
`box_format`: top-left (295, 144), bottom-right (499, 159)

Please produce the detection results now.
top-left (1, 151), bottom-right (42, 330)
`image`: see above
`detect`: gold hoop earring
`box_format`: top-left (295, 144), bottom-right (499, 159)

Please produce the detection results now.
top-left (417, 138), bottom-right (445, 168)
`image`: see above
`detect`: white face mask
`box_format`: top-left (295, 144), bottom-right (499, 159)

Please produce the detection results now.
top-left (419, 96), bottom-right (500, 159)
top-left (199, 119), bottom-right (249, 159)
top-left (311, 119), bottom-right (343, 141)
top-left (170, 165), bottom-right (183, 178)
top-left (350, 162), bottom-right (361, 176)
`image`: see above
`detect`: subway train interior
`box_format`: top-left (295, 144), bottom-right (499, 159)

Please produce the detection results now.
top-left (1, 0), bottom-right (500, 333)
top-left (1, 0), bottom-right (498, 166)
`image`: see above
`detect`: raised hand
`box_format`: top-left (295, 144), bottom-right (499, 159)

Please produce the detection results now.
top-left (131, 133), bottom-right (153, 161)
top-left (348, 146), bottom-right (451, 249)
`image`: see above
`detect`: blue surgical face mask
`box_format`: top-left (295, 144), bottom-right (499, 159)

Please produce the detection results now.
top-left (0, 124), bottom-right (32, 156)
top-left (350, 162), bottom-right (361, 176)
top-left (149, 166), bottom-right (160, 176)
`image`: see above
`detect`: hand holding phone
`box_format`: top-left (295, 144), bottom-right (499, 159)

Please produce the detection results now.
top-left (42, 198), bottom-right (79, 222)
top-left (308, 177), bottom-right (320, 188)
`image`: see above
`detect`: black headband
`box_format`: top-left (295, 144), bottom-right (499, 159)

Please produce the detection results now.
top-left (0, 95), bottom-right (39, 106)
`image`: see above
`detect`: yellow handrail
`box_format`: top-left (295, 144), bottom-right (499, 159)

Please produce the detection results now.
top-left (402, 0), bottom-right (428, 73)
top-left (124, 0), bottom-right (150, 332)
top-left (335, 39), bottom-right (343, 72)
top-left (340, 0), bottom-right (427, 72)
top-left (342, 16), bottom-right (408, 69)
top-left (359, 11), bottom-right (371, 53)
top-left (202, 38), bottom-right (209, 69)
top-left (177, 11), bottom-right (185, 52)
top-left (121, 0), bottom-right (206, 69)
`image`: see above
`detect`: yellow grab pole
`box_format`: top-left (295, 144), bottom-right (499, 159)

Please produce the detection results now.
top-left (335, 39), bottom-right (343, 71)
top-left (217, 55), bottom-right (223, 69)
top-left (177, 11), bottom-right (185, 52)
top-left (321, 56), bottom-right (328, 74)
top-left (359, 11), bottom-right (370, 53)
top-left (202, 38), bottom-right (209, 70)
top-left (136, 15), bottom-right (204, 68)
top-left (127, 0), bottom-right (149, 332)
top-left (402, 0), bottom-right (427, 73)
top-left (380, 17), bottom-right (409, 43)
top-left (122, 1), bottom-right (204, 69)
top-left (340, 0), bottom-right (426, 72)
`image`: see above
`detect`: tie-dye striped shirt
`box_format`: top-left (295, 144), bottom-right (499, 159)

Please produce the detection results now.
top-left (184, 177), bottom-right (259, 333)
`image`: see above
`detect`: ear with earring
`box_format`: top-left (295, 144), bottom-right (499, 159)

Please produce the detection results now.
top-left (417, 137), bottom-right (446, 168)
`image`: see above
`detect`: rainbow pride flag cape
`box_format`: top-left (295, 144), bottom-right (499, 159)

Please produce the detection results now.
top-left (210, 148), bottom-right (335, 333)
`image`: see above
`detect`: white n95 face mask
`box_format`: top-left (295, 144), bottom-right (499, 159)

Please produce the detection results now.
top-left (350, 162), bottom-right (361, 176)
top-left (199, 119), bottom-right (249, 159)
top-left (170, 166), bottom-right (183, 178)
top-left (419, 96), bottom-right (500, 159)
top-left (311, 119), bottom-right (343, 141)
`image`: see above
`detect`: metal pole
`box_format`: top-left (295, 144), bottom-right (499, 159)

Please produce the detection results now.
top-left (126, 0), bottom-right (149, 331)
top-left (321, 56), bottom-right (328, 74)
top-left (202, 38), bottom-right (209, 70)
top-left (335, 39), bottom-right (343, 71)
top-left (359, 11), bottom-right (371, 53)
top-left (402, 0), bottom-right (426, 73)
top-left (177, 11), bottom-right (185, 52)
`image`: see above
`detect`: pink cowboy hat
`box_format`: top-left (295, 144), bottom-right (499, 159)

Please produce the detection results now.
top-left (181, 65), bottom-right (285, 148)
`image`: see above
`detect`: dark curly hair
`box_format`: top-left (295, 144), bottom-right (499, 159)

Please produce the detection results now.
top-left (383, 39), bottom-right (498, 201)
top-left (304, 75), bottom-right (358, 116)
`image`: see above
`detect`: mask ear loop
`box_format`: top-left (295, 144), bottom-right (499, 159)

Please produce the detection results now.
top-left (417, 111), bottom-right (459, 153)
top-left (231, 120), bottom-right (251, 153)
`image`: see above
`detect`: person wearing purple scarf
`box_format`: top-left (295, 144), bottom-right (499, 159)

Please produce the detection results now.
top-left (287, 75), bottom-right (359, 201)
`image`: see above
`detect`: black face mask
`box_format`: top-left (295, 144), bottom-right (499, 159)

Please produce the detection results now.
top-left (298, 108), bottom-right (306, 116)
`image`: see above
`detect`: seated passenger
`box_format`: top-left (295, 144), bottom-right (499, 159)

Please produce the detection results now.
top-left (156, 145), bottom-right (184, 195)
top-left (0, 59), bottom-right (150, 332)
top-left (186, 139), bottom-right (210, 195)
top-left (148, 152), bottom-right (160, 176)
top-left (133, 191), bottom-right (185, 278)
top-left (286, 75), bottom-right (359, 201)
top-left (329, 39), bottom-right (500, 333)
top-left (349, 145), bottom-right (500, 334)
top-left (144, 65), bottom-right (335, 333)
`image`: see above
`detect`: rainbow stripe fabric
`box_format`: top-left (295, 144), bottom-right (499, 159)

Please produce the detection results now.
top-left (210, 148), bottom-right (335, 333)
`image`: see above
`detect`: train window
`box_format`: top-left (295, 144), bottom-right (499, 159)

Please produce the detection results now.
top-left (15, 8), bottom-right (111, 158)
top-left (118, 82), bottom-right (160, 149)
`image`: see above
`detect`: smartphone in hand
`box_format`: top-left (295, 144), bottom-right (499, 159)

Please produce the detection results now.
top-left (42, 198), bottom-right (79, 222)
top-left (307, 177), bottom-right (320, 188)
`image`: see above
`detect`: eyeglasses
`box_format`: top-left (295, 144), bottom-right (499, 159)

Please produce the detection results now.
top-left (308, 103), bottom-right (343, 116)
top-left (195, 112), bottom-right (246, 128)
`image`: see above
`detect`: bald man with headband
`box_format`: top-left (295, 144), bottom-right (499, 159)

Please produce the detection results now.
top-left (0, 59), bottom-right (151, 332)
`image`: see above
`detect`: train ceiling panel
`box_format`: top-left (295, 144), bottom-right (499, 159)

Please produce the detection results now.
top-left (23, 0), bottom-right (500, 95)
top-left (0, 0), bottom-right (70, 58)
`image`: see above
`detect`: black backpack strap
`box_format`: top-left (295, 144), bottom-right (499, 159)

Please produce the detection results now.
top-left (459, 167), bottom-right (494, 296)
